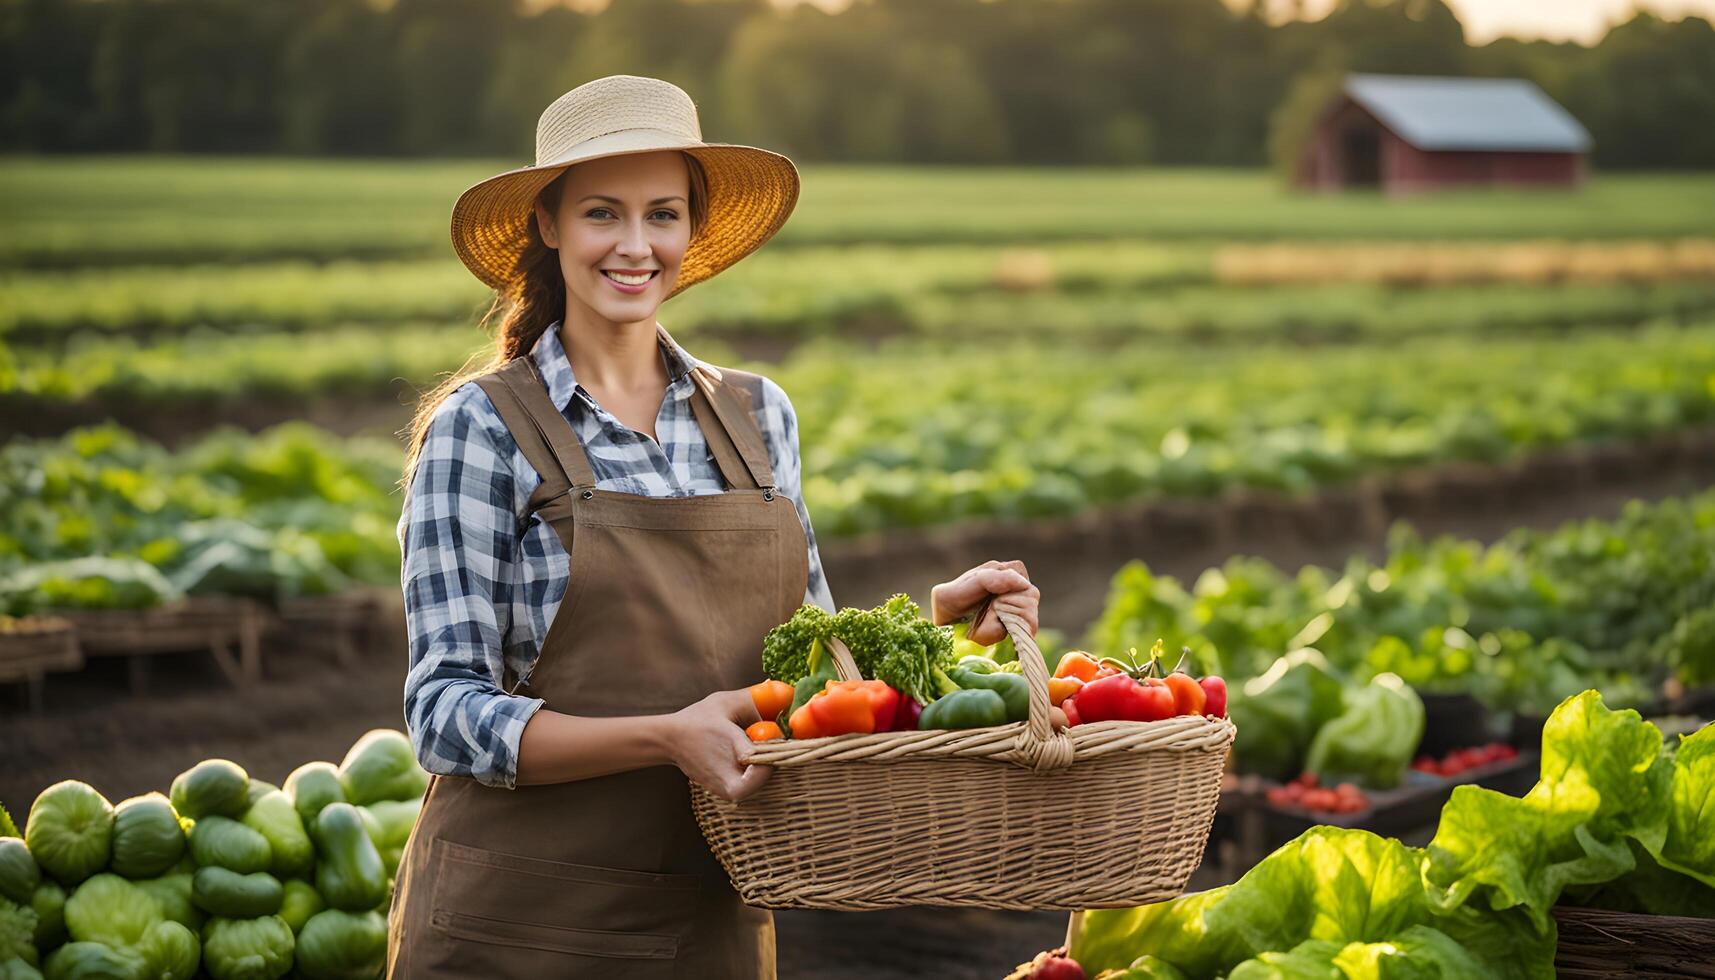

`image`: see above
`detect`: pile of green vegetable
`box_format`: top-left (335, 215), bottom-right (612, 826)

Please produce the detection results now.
top-left (1068, 690), bottom-right (1715, 978)
top-left (1091, 488), bottom-right (1715, 717)
top-left (0, 729), bottom-right (426, 980)
top-left (0, 424), bottom-right (401, 614)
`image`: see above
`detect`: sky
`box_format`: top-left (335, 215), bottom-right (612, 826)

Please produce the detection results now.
top-left (767, 0), bottom-right (1715, 46)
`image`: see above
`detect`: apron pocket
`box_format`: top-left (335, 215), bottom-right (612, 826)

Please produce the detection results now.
top-left (423, 838), bottom-right (700, 973)
top-left (430, 909), bottom-right (676, 959)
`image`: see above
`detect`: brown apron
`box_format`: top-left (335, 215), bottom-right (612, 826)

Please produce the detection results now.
top-left (386, 348), bottom-right (809, 978)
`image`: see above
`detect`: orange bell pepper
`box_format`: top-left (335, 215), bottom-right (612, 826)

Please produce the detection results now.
top-left (1047, 675), bottom-right (1085, 706)
top-left (806, 680), bottom-right (880, 736)
top-left (826, 679), bottom-right (901, 731)
top-left (1054, 651), bottom-right (1103, 683)
top-left (1163, 672), bottom-right (1206, 717)
top-left (749, 679), bottom-right (795, 722)
top-left (788, 701), bottom-right (824, 739)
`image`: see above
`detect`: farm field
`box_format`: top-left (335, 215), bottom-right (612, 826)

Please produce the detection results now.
top-left (4, 157), bottom-right (1715, 980)
top-left (4, 156), bottom-right (1714, 603)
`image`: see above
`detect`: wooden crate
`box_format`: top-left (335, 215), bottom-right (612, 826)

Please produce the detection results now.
top-left (58, 597), bottom-right (264, 692)
top-left (0, 616), bottom-right (83, 711)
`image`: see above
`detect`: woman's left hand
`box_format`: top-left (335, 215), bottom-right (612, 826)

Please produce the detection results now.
top-left (930, 559), bottom-right (1040, 645)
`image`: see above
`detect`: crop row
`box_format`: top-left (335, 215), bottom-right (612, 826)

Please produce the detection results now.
top-left (6, 159), bottom-right (1715, 268)
top-left (1086, 486), bottom-right (1715, 717)
top-left (4, 325), bottom-right (1714, 613)
top-left (7, 245), bottom-right (1715, 345)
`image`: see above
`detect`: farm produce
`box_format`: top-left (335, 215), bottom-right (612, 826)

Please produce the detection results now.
top-left (1263, 773), bottom-right (1371, 815)
top-left (1412, 742), bottom-right (1519, 778)
top-left (0, 730), bottom-right (429, 979)
top-left (1066, 691), bottom-right (1715, 978)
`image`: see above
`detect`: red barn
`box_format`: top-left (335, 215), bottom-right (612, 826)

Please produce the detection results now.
top-left (1296, 74), bottom-right (1592, 194)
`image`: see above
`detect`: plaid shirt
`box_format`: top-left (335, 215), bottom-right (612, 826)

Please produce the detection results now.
top-left (398, 324), bottom-right (835, 788)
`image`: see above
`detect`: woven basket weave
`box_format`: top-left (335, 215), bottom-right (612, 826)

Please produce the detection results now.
top-left (691, 609), bottom-right (1235, 910)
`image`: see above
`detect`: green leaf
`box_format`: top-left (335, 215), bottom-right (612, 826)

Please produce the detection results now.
top-left (1074, 827), bottom-right (1549, 979)
top-left (1654, 722), bottom-right (1715, 887)
top-left (1422, 691), bottom-right (1672, 930)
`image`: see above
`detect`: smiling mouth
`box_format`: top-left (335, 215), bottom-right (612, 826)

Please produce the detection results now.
top-left (602, 270), bottom-right (659, 285)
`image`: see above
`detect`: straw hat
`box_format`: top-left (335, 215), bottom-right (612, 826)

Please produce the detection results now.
top-left (449, 74), bottom-right (800, 299)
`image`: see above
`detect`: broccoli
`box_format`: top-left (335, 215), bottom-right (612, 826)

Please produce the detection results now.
top-left (761, 604), bottom-right (833, 684)
top-left (759, 596), bottom-right (957, 706)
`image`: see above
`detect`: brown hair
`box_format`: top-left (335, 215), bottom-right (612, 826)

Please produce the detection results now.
top-left (399, 151), bottom-right (710, 492)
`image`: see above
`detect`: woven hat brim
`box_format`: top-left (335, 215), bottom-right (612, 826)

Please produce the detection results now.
top-left (450, 135), bottom-right (800, 300)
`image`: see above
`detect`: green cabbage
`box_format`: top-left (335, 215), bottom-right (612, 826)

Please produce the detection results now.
top-left (201, 916), bottom-right (294, 980)
top-left (1304, 673), bottom-right (1424, 789)
top-left (25, 783), bottom-right (113, 886)
top-left (294, 909), bottom-right (386, 980)
top-left (109, 795), bottom-right (185, 879)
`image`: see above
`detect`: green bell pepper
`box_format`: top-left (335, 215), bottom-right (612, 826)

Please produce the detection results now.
top-left (954, 655), bottom-right (1001, 674)
top-left (169, 759), bottom-right (249, 820)
top-left (313, 805), bottom-right (387, 912)
top-left (192, 867), bottom-right (284, 919)
top-left (918, 689), bottom-right (1007, 730)
top-left (949, 666), bottom-right (1030, 723)
top-left (284, 762), bottom-right (347, 827)
top-left (187, 816), bottom-right (271, 874)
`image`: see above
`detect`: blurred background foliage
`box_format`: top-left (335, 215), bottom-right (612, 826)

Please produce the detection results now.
top-left (2, 0), bottom-right (1712, 169)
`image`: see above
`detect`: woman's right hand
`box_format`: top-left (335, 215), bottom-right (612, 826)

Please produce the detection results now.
top-left (666, 688), bottom-right (773, 802)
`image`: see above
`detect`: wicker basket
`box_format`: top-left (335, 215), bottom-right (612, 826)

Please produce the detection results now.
top-left (691, 609), bottom-right (1236, 911)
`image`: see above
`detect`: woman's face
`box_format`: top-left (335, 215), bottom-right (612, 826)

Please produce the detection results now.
top-left (535, 151), bottom-right (693, 325)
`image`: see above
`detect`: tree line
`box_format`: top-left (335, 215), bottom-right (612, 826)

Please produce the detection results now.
top-left (2, 0), bottom-right (1711, 168)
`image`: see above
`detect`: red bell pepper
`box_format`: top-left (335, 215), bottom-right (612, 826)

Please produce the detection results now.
top-left (891, 696), bottom-right (924, 731)
top-left (801, 679), bottom-right (902, 737)
top-left (1199, 676), bottom-right (1228, 718)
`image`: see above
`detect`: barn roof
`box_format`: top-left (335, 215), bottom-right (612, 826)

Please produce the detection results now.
top-left (1343, 73), bottom-right (1592, 153)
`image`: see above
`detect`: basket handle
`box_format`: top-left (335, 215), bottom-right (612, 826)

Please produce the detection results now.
top-left (824, 599), bottom-right (1073, 772)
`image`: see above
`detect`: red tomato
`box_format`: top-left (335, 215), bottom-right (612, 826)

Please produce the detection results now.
top-left (1131, 682), bottom-right (1178, 722)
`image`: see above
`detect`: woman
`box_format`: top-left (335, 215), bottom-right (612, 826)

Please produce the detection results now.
top-left (384, 75), bottom-right (1040, 978)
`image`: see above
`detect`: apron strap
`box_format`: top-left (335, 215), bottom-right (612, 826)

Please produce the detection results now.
top-left (690, 367), bottom-right (778, 491)
top-left (689, 377), bottom-right (760, 491)
top-left (474, 357), bottom-right (599, 497)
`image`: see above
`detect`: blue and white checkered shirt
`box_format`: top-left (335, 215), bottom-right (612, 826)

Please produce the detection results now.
top-left (398, 324), bottom-right (835, 788)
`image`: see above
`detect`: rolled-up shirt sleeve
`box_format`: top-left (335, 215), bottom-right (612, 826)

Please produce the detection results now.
top-left (757, 377), bottom-right (836, 613)
top-left (398, 387), bottom-right (544, 789)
